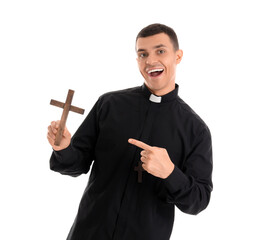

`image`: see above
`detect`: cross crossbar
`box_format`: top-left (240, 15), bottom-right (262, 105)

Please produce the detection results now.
top-left (50, 99), bottom-right (85, 114)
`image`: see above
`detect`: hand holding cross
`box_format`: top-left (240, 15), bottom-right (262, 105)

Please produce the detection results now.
top-left (129, 138), bottom-right (175, 180)
top-left (47, 120), bottom-right (71, 151)
top-left (47, 89), bottom-right (85, 151)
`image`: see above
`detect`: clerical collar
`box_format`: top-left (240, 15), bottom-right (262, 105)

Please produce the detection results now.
top-left (149, 94), bottom-right (162, 103)
top-left (141, 83), bottom-right (179, 103)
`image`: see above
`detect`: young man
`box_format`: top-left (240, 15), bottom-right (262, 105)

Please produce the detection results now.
top-left (47, 23), bottom-right (213, 240)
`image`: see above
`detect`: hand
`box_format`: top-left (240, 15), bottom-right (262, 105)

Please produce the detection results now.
top-left (47, 120), bottom-right (71, 151)
top-left (128, 138), bottom-right (175, 179)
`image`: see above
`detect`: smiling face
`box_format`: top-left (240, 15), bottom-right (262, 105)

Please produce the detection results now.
top-left (136, 33), bottom-right (183, 96)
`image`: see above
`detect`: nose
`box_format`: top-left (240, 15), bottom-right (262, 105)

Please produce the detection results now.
top-left (145, 54), bottom-right (158, 65)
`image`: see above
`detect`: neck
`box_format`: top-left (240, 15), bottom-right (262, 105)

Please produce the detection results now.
top-left (145, 82), bottom-right (176, 96)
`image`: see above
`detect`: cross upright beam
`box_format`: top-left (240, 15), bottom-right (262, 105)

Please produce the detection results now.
top-left (134, 161), bottom-right (146, 183)
top-left (50, 89), bottom-right (85, 146)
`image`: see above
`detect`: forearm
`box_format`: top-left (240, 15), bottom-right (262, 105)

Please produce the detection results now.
top-left (50, 143), bottom-right (90, 177)
top-left (163, 166), bottom-right (212, 215)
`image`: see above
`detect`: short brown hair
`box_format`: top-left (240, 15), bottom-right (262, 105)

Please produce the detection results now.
top-left (136, 23), bottom-right (179, 51)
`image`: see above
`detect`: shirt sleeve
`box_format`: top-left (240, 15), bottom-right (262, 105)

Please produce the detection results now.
top-left (162, 126), bottom-right (213, 215)
top-left (49, 98), bottom-right (100, 177)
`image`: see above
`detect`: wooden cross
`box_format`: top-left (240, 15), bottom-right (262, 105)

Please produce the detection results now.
top-left (50, 89), bottom-right (85, 146)
top-left (134, 161), bottom-right (146, 183)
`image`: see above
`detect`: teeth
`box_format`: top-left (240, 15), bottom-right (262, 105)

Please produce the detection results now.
top-left (148, 69), bottom-right (164, 74)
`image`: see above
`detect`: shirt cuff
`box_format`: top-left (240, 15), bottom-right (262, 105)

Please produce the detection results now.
top-left (163, 165), bottom-right (189, 193)
top-left (52, 144), bottom-right (75, 164)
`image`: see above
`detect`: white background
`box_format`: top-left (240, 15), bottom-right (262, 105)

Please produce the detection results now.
top-left (1, 0), bottom-right (262, 239)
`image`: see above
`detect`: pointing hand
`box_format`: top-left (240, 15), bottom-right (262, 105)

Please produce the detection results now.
top-left (128, 138), bottom-right (174, 179)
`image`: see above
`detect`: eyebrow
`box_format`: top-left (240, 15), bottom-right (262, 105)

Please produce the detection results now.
top-left (137, 44), bottom-right (167, 52)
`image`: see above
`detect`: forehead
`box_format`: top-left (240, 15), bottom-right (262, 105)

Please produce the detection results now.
top-left (136, 33), bottom-right (173, 51)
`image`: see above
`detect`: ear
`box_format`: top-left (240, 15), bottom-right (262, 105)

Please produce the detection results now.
top-left (175, 49), bottom-right (183, 64)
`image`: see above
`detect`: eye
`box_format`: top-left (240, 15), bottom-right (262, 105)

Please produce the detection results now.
top-left (157, 49), bottom-right (165, 54)
top-left (138, 52), bottom-right (148, 58)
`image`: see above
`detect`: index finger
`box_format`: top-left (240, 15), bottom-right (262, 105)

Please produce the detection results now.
top-left (128, 138), bottom-right (152, 151)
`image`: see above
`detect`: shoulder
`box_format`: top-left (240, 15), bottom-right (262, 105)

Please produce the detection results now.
top-left (175, 96), bottom-right (210, 135)
top-left (98, 85), bottom-right (141, 104)
top-left (101, 86), bottom-right (141, 98)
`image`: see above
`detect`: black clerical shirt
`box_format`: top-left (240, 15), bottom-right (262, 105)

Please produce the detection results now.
top-left (50, 84), bottom-right (213, 240)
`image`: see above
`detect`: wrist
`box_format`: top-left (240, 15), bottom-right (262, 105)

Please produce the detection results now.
top-left (163, 163), bottom-right (175, 179)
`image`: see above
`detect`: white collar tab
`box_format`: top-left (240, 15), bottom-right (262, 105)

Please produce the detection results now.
top-left (149, 94), bottom-right (162, 103)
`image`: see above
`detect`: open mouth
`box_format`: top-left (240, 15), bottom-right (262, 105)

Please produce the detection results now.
top-left (147, 68), bottom-right (164, 78)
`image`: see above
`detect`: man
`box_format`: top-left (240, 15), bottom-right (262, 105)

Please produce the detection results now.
top-left (47, 23), bottom-right (213, 240)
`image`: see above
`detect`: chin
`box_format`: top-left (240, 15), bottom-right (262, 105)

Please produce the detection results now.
top-left (146, 79), bottom-right (165, 90)
top-left (146, 83), bottom-right (165, 95)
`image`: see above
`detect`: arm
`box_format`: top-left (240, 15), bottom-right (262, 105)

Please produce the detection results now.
top-left (163, 127), bottom-right (213, 215)
top-left (129, 126), bottom-right (213, 215)
top-left (48, 99), bottom-right (100, 177)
